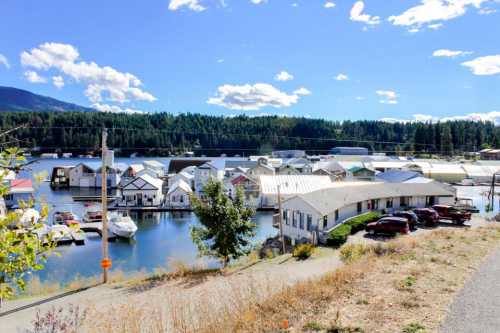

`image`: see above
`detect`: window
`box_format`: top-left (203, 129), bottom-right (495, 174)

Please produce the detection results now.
top-left (335, 209), bottom-right (339, 221)
top-left (386, 198), bottom-right (393, 209)
top-left (357, 202), bottom-right (362, 213)
top-left (323, 216), bottom-right (328, 229)
top-left (400, 196), bottom-right (408, 207)
top-left (292, 211), bottom-right (297, 228)
top-left (306, 214), bottom-right (312, 231)
top-left (180, 195), bottom-right (184, 203)
top-left (284, 210), bottom-right (289, 225)
top-left (299, 212), bottom-right (304, 229)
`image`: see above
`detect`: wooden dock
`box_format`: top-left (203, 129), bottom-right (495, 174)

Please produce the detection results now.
top-left (72, 195), bottom-right (118, 202)
top-left (80, 222), bottom-right (117, 241)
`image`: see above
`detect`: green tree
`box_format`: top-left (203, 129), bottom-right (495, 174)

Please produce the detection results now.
top-left (190, 180), bottom-right (256, 267)
top-left (0, 148), bottom-right (55, 306)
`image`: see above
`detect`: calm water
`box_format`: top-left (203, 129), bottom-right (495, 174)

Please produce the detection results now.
top-left (20, 158), bottom-right (277, 284)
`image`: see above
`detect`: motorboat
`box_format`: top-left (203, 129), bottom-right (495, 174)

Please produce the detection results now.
top-left (46, 224), bottom-right (74, 244)
top-left (82, 207), bottom-right (103, 223)
top-left (108, 211), bottom-right (138, 239)
top-left (53, 211), bottom-right (81, 227)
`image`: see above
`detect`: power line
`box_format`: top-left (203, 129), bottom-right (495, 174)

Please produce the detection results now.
top-left (4, 125), bottom-right (460, 148)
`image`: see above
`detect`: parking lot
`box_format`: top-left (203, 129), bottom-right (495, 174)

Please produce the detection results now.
top-left (348, 214), bottom-right (491, 246)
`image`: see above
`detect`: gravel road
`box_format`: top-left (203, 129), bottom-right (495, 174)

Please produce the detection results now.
top-left (440, 246), bottom-right (500, 333)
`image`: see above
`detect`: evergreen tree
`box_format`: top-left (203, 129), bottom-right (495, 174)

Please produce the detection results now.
top-left (190, 181), bottom-right (256, 267)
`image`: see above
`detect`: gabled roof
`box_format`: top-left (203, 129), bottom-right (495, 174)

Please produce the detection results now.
top-left (167, 179), bottom-right (193, 195)
top-left (75, 161), bottom-right (102, 172)
top-left (143, 160), bottom-right (166, 169)
top-left (231, 174), bottom-right (257, 186)
top-left (167, 159), bottom-right (210, 174)
top-left (123, 174), bottom-right (163, 190)
top-left (376, 170), bottom-right (421, 183)
top-left (286, 181), bottom-right (455, 216)
top-left (128, 164), bottom-right (145, 173)
top-left (259, 175), bottom-right (334, 195)
top-left (199, 159), bottom-right (225, 171)
top-left (349, 166), bottom-right (374, 174)
top-left (9, 179), bottom-right (34, 193)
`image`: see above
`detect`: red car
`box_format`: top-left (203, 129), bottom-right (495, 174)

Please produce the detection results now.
top-left (365, 217), bottom-right (410, 235)
top-left (432, 205), bottom-right (472, 225)
top-left (413, 208), bottom-right (439, 226)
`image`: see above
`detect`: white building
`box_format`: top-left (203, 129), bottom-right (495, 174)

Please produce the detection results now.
top-left (168, 171), bottom-right (194, 189)
top-left (166, 179), bottom-right (192, 209)
top-left (69, 162), bottom-right (125, 188)
top-left (281, 181), bottom-right (456, 244)
top-left (143, 160), bottom-right (167, 177)
top-left (119, 174), bottom-right (164, 207)
top-left (259, 175), bottom-right (335, 208)
top-left (194, 161), bottom-right (225, 195)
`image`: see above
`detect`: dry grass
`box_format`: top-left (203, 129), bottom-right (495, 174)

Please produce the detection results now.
top-left (31, 225), bottom-right (500, 333)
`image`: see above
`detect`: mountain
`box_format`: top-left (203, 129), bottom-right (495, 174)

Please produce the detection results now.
top-left (0, 86), bottom-right (95, 112)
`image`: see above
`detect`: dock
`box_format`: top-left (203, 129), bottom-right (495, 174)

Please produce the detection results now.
top-left (72, 195), bottom-right (118, 202)
top-left (80, 222), bottom-right (117, 241)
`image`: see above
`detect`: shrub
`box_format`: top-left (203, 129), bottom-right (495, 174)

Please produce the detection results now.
top-left (303, 321), bottom-right (323, 331)
top-left (345, 212), bottom-right (381, 234)
top-left (339, 244), bottom-right (371, 263)
top-left (293, 244), bottom-right (315, 260)
top-left (401, 323), bottom-right (425, 333)
top-left (326, 224), bottom-right (352, 247)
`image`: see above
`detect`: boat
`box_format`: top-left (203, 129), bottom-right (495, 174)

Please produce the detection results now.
top-left (53, 211), bottom-right (81, 227)
top-left (108, 211), bottom-right (138, 238)
top-left (48, 224), bottom-right (74, 244)
top-left (454, 198), bottom-right (480, 213)
top-left (82, 209), bottom-right (102, 223)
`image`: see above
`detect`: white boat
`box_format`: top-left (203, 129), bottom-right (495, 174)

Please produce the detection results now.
top-left (49, 224), bottom-right (73, 243)
top-left (82, 206), bottom-right (103, 223)
top-left (108, 211), bottom-right (138, 238)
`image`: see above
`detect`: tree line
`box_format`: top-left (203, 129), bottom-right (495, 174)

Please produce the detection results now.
top-left (0, 111), bottom-right (498, 156)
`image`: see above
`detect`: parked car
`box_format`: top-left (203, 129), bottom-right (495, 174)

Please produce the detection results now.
top-left (432, 205), bottom-right (472, 225)
top-left (365, 217), bottom-right (410, 235)
top-left (378, 211), bottom-right (418, 230)
top-left (413, 208), bottom-right (439, 226)
top-left (392, 211), bottom-right (419, 230)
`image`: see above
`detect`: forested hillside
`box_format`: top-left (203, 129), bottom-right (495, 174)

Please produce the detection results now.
top-left (1, 112), bottom-right (498, 156)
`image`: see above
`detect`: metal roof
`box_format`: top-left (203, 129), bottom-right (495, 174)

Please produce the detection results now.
top-left (259, 175), bottom-right (334, 195)
top-left (286, 181), bottom-right (455, 216)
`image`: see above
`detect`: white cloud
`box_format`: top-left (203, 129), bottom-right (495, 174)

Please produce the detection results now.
top-left (388, 0), bottom-right (491, 31)
top-left (217, 58), bottom-right (225, 63)
top-left (24, 71), bottom-right (47, 83)
top-left (479, 7), bottom-right (497, 14)
top-left (293, 87), bottom-right (311, 96)
top-left (324, 2), bottom-right (336, 9)
top-left (381, 111), bottom-right (500, 125)
top-left (433, 49), bottom-right (473, 57)
top-left (207, 83), bottom-right (310, 110)
top-left (376, 90), bottom-right (398, 104)
top-left (0, 54), bottom-right (10, 69)
top-left (355, 96), bottom-right (365, 100)
top-left (428, 23), bottom-right (444, 29)
top-left (350, 1), bottom-right (381, 25)
top-left (250, 0), bottom-right (267, 4)
top-left (21, 42), bottom-right (156, 104)
top-left (275, 71), bottom-right (294, 81)
top-left (462, 55), bottom-right (500, 75)
top-left (52, 76), bottom-right (65, 89)
top-left (335, 73), bottom-right (349, 81)
top-left (92, 103), bottom-right (146, 114)
top-left (168, 0), bottom-right (206, 11)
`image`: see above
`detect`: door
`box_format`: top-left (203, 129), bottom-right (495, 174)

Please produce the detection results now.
top-left (137, 193), bottom-right (143, 206)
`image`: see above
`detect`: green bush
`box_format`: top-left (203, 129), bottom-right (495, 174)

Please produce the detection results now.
top-left (292, 244), bottom-right (314, 260)
top-left (345, 212), bottom-right (381, 234)
top-left (326, 224), bottom-right (352, 247)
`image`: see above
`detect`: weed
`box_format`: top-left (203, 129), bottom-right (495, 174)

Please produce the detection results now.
top-left (339, 244), bottom-right (370, 263)
top-left (293, 244), bottom-right (315, 260)
top-left (303, 321), bottom-right (323, 331)
top-left (401, 322), bottom-right (425, 333)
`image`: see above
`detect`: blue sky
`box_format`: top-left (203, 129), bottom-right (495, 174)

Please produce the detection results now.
top-left (1, 0), bottom-right (499, 122)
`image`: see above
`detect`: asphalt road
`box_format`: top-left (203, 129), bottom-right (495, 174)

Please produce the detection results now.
top-left (440, 246), bottom-right (500, 333)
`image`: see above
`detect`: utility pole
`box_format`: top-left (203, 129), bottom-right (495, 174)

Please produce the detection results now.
top-left (277, 185), bottom-right (286, 254)
top-left (101, 128), bottom-right (110, 283)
